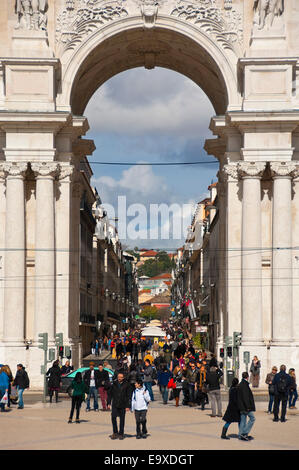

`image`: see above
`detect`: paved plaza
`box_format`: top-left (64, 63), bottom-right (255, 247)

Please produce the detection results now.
top-left (1, 389), bottom-right (298, 451)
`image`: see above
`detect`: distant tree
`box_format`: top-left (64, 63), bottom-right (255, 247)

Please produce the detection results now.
top-left (137, 251), bottom-right (174, 277)
top-left (140, 305), bottom-right (159, 321)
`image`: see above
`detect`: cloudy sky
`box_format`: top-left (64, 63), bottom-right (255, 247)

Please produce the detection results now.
top-left (84, 67), bottom-right (218, 250)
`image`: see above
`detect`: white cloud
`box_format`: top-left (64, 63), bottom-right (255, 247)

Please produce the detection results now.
top-left (85, 67), bottom-right (214, 139)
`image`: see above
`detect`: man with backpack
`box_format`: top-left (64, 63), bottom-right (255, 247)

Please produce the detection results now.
top-left (272, 364), bottom-right (292, 422)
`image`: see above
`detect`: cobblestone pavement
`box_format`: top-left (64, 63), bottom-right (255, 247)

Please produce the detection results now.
top-left (0, 388), bottom-right (298, 451)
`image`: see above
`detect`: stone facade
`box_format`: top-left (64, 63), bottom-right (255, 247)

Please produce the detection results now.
top-left (0, 0), bottom-right (299, 386)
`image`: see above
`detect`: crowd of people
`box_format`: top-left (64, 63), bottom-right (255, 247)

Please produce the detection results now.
top-left (0, 324), bottom-right (297, 443)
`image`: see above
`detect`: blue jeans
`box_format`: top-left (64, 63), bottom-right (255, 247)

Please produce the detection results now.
top-left (17, 387), bottom-right (24, 408)
top-left (289, 389), bottom-right (298, 407)
top-left (144, 382), bottom-right (154, 401)
top-left (86, 386), bottom-right (98, 410)
top-left (239, 411), bottom-right (255, 437)
top-left (268, 393), bottom-right (275, 412)
top-left (160, 385), bottom-right (169, 403)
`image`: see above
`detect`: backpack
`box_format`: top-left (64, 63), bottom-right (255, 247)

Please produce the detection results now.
top-left (277, 375), bottom-right (288, 393)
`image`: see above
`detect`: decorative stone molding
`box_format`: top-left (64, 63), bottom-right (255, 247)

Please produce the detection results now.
top-left (1, 161), bottom-right (28, 177)
top-left (56, 0), bottom-right (129, 53)
top-left (31, 162), bottom-right (60, 178)
top-left (238, 161), bottom-right (266, 178)
top-left (170, 0), bottom-right (243, 53)
top-left (270, 161), bottom-right (297, 178)
top-left (15, 0), bottom-right (49, 32)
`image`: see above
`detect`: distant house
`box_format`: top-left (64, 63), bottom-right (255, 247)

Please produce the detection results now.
top-left (139, 250), bottom-right (159, 265)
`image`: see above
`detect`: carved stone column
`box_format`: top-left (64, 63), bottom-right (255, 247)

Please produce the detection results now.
top-left (270, 161), bottom-right (296, 345)
top-left (0, 168), bottom-right (5, 341)
top-left (292, 166), bottom-right (299, 344)
top-left (32, 162), bottom-right (60, 344)
top-left (238, 161), bottom-right (266, 345)
top-left (2, 162), bottom-right (28, 344)
top-left (222, 162), bottom-right (242, 342)
top-left (55, 165), bottom-right (74, 338)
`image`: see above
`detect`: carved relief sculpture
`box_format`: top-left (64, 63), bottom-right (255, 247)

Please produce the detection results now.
top-left (170, 0), bottom-right (243, 53)
top-left (15, 0), bottom-right (49, 31)
top-left (253, 0), bottom-right (284, 31)
top-left (56, 0), bottom-right (129, 53)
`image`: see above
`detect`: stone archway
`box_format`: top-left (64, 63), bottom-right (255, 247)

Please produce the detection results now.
top-left (0, 0), bottom-right (299, 387)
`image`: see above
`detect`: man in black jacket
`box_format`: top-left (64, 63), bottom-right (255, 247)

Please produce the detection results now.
top-left (205, 366), bottom-right (223, 416)
top-left (13, 364), bottom-right (29, 409)
top-left (84, 362), bottom-right (101, 411)
top-left (107, 372), bottom-right (131, 440)
top-left (237, 372), bottom-right (256, 441)
top-left (272, 364), bottom-right (292, 422)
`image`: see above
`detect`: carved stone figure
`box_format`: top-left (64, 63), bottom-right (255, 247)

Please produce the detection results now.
top-left (15, 0), bottom-right (48, 31)
top-left (254, 0), bottom-right (284, 30)
top-left (140, 0), bottom-right (159, 29)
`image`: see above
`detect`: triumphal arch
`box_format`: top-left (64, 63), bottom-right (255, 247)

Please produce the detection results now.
top-left (0, 0), bottom-right (299, 386)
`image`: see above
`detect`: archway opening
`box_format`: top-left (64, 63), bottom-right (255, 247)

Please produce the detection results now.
top-left (68, 24), bottom-right (232, 353)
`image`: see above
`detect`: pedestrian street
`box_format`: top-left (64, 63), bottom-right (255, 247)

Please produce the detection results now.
top-left (0, 390), bottom-right (298, 451)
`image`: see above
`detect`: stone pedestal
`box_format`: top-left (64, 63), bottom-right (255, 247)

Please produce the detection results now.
top-left (11, 30), bottom-right (53, 58)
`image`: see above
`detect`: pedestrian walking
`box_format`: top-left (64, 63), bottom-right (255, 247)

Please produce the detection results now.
top-left (288, 368), bottom-right (297, 409)
top-left (195, 363), bottom-right (208, 411)
top-left (221, 378), bottom-right (240, 440)
top-left (152, 341), bottom-right (160, 359)
top-left (172, 365), bottom-right (184, 407)
top-left (132, 340), bottom-right (139, 363)
top-left (157, 365), bottom-right (172, 404)
top-left (84, 362), bottom-right (100, 411)
top-left (107, 372), bottom-right (132, 440)
top-left (142, 359), bottom-right (155, 402)
top-left (250, 356), bottom-right (261, 388)
top-left (98, 363), bottom-right (110, 411)
top-left (68, 372), bottom-right (88, 423)
top-left (131, 379), bottom-right (151, 439)
top-left (13, 364), bottom-right (29, 409)
top-left (265, 366), bottom-right (278, 414)
top-left (237, 372), bottom-right (256, 441)
top-left (186, 361), bottom-right (198, 406)
top-left (46, 360), bottom-right (62, 403)
top-left (205, 366), bottom-right (223, 417)
top-left (272, 364), bottom-right (292, 422)
top-left (1, 365), bottom-right (13, 408)
top-left (0, 366), bottom-right (9, 412)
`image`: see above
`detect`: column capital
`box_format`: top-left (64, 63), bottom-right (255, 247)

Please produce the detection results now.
top-left (58, 164), bottom-right (74, 181)
top-left (238, 161), bottom-right (266, 178)
top-left (223, 162), bottom-right (239, 180)
top-left (0, 161), bottom-right (28, 177)
top-left (31, 162), bottom-right (60, 178)
top-left (270, 161), bottom-right (297, 178)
